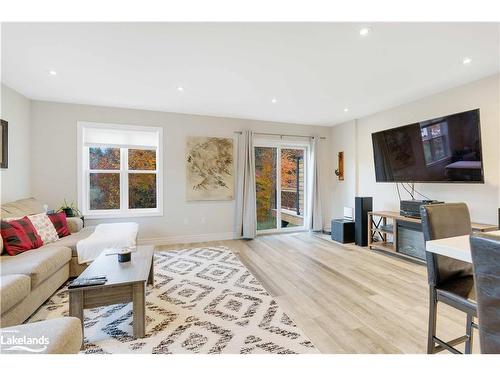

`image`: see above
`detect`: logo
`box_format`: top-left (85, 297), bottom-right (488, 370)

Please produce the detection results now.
top-left (0, 329), bottom-right (50, 353)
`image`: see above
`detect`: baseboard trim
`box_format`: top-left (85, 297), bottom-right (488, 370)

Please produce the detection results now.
top-left (138, 232), bottom-right (235, 246)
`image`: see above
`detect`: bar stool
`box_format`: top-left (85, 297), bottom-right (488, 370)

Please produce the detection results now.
top-left (470, 233), bottom-right (500, 354)
top-left (420, 203), bottom-right (477, 354)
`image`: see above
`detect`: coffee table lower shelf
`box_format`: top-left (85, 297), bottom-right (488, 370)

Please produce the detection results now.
top-left (69, 281), bottom-right (147, 338)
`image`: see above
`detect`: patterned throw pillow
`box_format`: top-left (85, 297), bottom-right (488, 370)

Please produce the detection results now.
top-left (28, 213), bottom-right (60, 244)
top-left (1, 217), bottom-right (21, 256)
top-left (0, 217), bottom-right (43, 256)
top-left (47, 212), bottom-right (71, 238)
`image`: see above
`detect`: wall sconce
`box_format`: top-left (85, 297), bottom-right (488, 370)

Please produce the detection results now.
top-left (335, 151), bottom-right (344, 181)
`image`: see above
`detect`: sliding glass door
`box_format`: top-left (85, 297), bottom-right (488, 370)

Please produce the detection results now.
top-left (255, 142), bottom-right (307, 233)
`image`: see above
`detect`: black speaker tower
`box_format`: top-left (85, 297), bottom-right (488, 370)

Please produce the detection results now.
top-left (355, 197), bottom-right (373, 247)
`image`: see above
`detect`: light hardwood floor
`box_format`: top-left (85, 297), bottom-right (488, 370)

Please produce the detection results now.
top-left (156, 232), bottom-right (478, 354)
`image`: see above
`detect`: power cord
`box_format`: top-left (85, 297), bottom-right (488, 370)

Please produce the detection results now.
top-left (405, 182), bottom-right (432, 200)
top-left (400, 182), bottom-right (415, 200)
top-left (395, 182), bottom-right (433, 201)
top-left (396, 183), bottom-right (402, 202)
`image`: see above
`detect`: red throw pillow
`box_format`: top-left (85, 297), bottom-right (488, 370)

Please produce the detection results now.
top-left (48, 212), bottom-right (71, 238)
top-left (1, 217), bottom-right (43, 256)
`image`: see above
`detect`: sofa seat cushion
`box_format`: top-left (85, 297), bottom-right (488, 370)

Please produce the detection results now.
top-left (0, 317), bottom-right (83, 354)
top-left (0, 274), bottom-right (31, 314)
top-left (44, 226), bottom-right (94, 257)
top-left (0, 246), bottom-right (71, 288)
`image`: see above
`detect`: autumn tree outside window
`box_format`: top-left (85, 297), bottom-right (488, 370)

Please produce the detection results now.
top-left (78, 122), bottom-right (163, 218)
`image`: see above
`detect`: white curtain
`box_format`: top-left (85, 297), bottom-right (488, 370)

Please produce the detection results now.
top-left (234, 130), bottom-right (257, 239)
top-left (308, 136), bottom-right (323, 231)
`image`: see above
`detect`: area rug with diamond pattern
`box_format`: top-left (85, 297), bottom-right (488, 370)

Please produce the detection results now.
top-left (28, 246), bottom-right (318, 354)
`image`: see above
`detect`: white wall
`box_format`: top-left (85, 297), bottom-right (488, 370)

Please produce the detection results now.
top-left (30, 100), bottom-right (332, 242)
top-left (0, 84), bottom-right (32, 203)
top-left (331, 74), bottom-right (500, 225)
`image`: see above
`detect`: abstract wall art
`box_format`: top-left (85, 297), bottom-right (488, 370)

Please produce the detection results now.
top-left (186, 136), bottom-right (234, 200)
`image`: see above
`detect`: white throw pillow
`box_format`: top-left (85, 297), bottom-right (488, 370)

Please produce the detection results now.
top-left (28, 213), bottom-right (60, 245)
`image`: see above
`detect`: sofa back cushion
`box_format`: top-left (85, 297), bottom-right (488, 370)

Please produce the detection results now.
top-left (28, 213), bottom-right (60, 244)
top-left (1, 217), bottom-right (43, 256)
top-left (47, 212), bottom-right (71, 238)
top-left (1, 198), bottom-right (45, 219)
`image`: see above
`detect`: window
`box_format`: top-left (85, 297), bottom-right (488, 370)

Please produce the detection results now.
top-left (78, 122), bottom-right (163, 218)
top-left (420, 121), bottom-right (450, 165)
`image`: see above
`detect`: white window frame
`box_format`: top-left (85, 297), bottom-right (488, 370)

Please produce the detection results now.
top-left (254, 137), bottom-right (309, 234)
top-left (77, 122), bottom-right (163, 219)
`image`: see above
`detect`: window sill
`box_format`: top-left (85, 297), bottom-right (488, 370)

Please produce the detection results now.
top-left (82, 211), bottom-right (163, 220)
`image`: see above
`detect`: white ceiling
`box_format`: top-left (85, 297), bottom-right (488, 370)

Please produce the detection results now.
top-left (1, 22), bottom-right (499, 125)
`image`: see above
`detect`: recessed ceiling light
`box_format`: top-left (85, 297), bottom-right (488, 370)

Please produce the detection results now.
top-left (177, 86), bottom-right (184, 92)
top-left (359, 27), bottom-right (371, 36)
top-left (48, 70), bottom-right (57, 76)
top-left (344, 108), bottom-right (349, 112)
top-left (462, 57), bottom-right (472, 65)
top-left (271, 98), bottom-right (277, 104)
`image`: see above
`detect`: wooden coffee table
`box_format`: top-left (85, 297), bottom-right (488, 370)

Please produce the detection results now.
top-left (69, 246), bottom-right (154, 339)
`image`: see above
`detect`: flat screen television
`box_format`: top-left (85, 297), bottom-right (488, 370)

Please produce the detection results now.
top-left (371, 109), bottom-right (484, 183)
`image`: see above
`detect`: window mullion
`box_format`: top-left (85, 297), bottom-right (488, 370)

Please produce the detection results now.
top-left (122, 148), bottom-right (128, 213)
top-left (86, 170), bottom-right (90, 214)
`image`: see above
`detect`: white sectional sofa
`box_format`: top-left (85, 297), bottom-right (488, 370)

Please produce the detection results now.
top-left (0, 198), bottom-right (94, 328)
top-left (0, 317), bottom-right (83, 354)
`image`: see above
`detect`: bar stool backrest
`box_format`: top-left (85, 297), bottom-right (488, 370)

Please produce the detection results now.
top-left (470, 233), bottom-right (500, 354)
top-left (421, 203), bottom-right (473, 287)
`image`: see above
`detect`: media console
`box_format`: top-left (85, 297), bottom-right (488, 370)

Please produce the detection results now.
top-left (367, 211), bottom-right (497, 262)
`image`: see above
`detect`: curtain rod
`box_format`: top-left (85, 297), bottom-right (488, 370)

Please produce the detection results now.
top-left (234, 131), bottom-right (326, 140)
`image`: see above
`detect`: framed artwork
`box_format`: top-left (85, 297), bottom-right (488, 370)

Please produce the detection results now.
top-left (186, 136), bottom-right (234, 201)
top-left (0, 120), bottom-right (7, 169)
